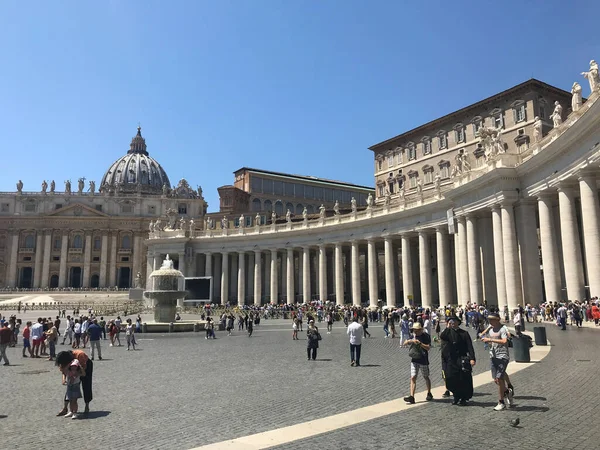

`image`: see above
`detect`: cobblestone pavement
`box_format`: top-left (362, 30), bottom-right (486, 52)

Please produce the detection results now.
top-left (2, 318), bottom-right (597, 450)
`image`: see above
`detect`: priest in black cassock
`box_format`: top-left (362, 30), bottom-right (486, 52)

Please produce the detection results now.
top-left (440, 315), bottom-right (476, 406)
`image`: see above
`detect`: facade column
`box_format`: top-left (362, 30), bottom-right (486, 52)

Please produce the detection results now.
top-left (33, 232), bottom-right (44, 288)
top-left (178, 252), bottom-right (186, 306)
top-left (58, 232), bottom-right (68, 288)
top-left (367, 239), bottom-right (378, 308)
top-left (436, 227), bottom-right (452, 307)
top-left (7, 232), bottom-right (19, 287)
top-left (82, 233), bottom-right (92, 288)
top-left (41, 230), bottom-right (52, 288)
top-left (319, 245), bottom-right (327, 302)
top-left (335, 243), bottom-right (344, 306)
top-left (230, 252), bottom-right (238, 299)
top-left (254, 250), bottom-right (262, 305)
top-left (205, 252), bottom-right (212, 277)
top-left (221, 252), bottom-right (229, 305)
top-left (418, 231), bottom-right (432, 310)
top-left (287, 248), bottom-right (295, 304)
top-left (401, 235), bottom-right (413, 307)
top-left (466, 215), bottom-right (482, 304)
top-left (145, 253), bottom-right (153, 290)
top-left (501, 203), bottom-right (523, 310)
top-left (537, 194), bottom-right (561, 304)
top-left (281, 252), bottom-right (287, 303)
top-left (99, 233), bottom-right (108, 287)
top-left (131, 235), bottom-right (143, 287)
top-left (270, 249), bottom-right (278, 304)
top-left (247, 252), bottom-right (255, 303)
top-left (238, 252), bottom-right (245, 306)
top-left (558, 185), bottom-right (586, 301)
top-left (579, 173), bottom-right (600, 297)
top-left (384, 237), bottom-right (396, 307)
top-left (491, 207), bottom-right (507, 311)
top-left (302, 247), bottom-right (311, 303)
top-left (108, 233), bottom-right (117, 287)
top-left (515, 201), bottom-right (543, 305)
top-left (456, 217), bottom-right (470, 305)
top-left (351, 241), bottom-right (361, 306)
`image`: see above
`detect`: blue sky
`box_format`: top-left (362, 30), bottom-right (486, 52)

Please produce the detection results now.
top-left (1, 1), bottom-right (599, 212)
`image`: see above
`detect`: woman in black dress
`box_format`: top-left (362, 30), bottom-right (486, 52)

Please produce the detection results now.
top-left (440, 316), bottom-right (476, 406)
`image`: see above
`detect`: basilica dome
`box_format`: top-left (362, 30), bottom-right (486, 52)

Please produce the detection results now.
top-left (100, 127), bottom-right (171, 195)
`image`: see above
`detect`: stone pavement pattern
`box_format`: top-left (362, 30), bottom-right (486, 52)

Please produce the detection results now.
top-left (2, 317), bottom-right (598, 450)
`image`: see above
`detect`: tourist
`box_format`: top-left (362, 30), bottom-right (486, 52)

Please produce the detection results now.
top-left (22, 321), bottom-right (32, 358)
top-left (99, 317), bottom-right (107, 339)
top-left (61, 316), bottom-right (73, 346)
top-left (383, 312), bottom-right (390, 338)
top-left (347, 316), bottom-right (363, 367)
top-left (114, 316), bottom-right (122, 346)
top-left (399, 314), bottom-right (410, 346)
top-left (205, 317), bottom-right (215, 339)
top-left (439, 315), bottom-right (475, 405)
top-left (108, 320), bottom-right (117, 346)
top-left (513, 309), bottom-right (522, 335)
top-left (125, 318), bottom-right (136, 350)
top-left (87, 319), bottom-right (103, 360)
top-left (73, 319), bottom-right (82, 348)
top-left (306, 320), bottom-right (320, 361)
top-left (62, 359), bottom-right (83, 419)
top-left (226, 314), bottom-right (234, 336)
top-left (44, 321), bottom-right (59, 361)
top-left (592, 302), bottom-right (600, 326)
top-left (388, 313), bottom-right (397, 338)
top-left (247, 314), bottom-right (254, 337)
top-left (292, 317), bottom-right (299, 340)
top-left (326, 311), bottom-right (333, 334)
top-left (237, 314), bottom-right (244, 331)
top-left (403, 322), bottom-right (432, 404)
top-left (480, 314), bottom-right (514, 411)
top-left (557, 303), bottom-right (568, 330)
top-left (0, 322), bottom-right (12, 366)
top-left (361, 314), bottom-right (371, 338)
top-left (55, 349), bottom-right (94, 416)
top-left (31, 317), bottom-right (44, 358)
top-left (81, 317), bottom-right (90, 348)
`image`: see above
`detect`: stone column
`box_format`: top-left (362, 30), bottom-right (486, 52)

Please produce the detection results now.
top-left (254, 250), bottom-right (262, 305)
top-left (491, 206), bottom-right (507, 312)
top-left (221, 252), bottom-right (229, 305)
top-left (401, 235), bottom-right (413, 307)
top-left (558, 185), bottom-right (586, 301)
top-left (247, 252), bottom-right (255, 303)
top-left (318, 245), bottom-right (327, 301)
top-left (58, 232), bottom-right (68, 288)
top-left (515, 201), bottom-right (543, 305)
top-left (178, 252), bottom-right (186, 306)
top-left (33, 232), bottom-right (44, 288)
top-left (579, 173), bottom-right (600, 297)
top-left (281, 252), bottom-right (287, 302)
top-left (466, 215), bottom-right (482, 304)
top-left (145, 253), bottom-right (153, 289)
top-left (287, 248), bottom-right (295, 304)
top-left (41, 230), bottom-right (52, 288)
top-left (367, 239), bottom-right (378, 308)
top-left (335, 243), bottom-right (344, 306)
top-left (82, 233), bottom-right (92, 288)
top-left (131, 235), bottom-right (142, 287)
top-left (456, 217), bottom-right (470, 305)
top-left (501, 203), bottom-right (523, 310)
top-left (108, 233), bottom-right (117, 287)
top-left (99, 233), bottom-right (108, 287)
top-left (351, 241), bottom-right (361, 306)
top-left (537, 194), bottom-right (561, 304)
top-left (270, 249), bottom-right (278, 304)
top-left (7, 232), bottom-right (19, 287)
top-left (230, 252), bottom-right (238, 299)
top-left (384, 237), bottom-right (396, 307)
top-left (238, 252), bottom-right (245, 306)
top-left (436, 227), bottom-right (451, 307)
top-left (205, 252), bottom-right (212, 277)
top-left (303, 247), bottom-right (311, 303)
top-left (418, 231), bottom-right (432, 310)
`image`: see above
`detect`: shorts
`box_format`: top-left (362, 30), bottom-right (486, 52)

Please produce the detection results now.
top-left (490, 357), bottom-right (509, 380)
top-left (411, 362), bottom-right (430, 378)
top-left (32, 338), bottom-right (42, 346)
top-left (23, 338), bottom-right (30, 348)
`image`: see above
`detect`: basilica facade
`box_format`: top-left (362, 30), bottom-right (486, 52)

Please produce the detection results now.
top-left (148, 61), bottom-right (600, 311)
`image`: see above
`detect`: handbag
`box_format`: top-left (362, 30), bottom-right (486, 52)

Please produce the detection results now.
top-left (317, 332), bottom-right (322, 341)
top-left (408, 342), bottom-right (423, 359)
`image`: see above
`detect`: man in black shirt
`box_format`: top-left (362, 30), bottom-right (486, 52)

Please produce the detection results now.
top-left (403, 322), bottom-right (432, 404)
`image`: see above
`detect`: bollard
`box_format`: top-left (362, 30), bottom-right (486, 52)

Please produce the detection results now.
top-left (169, 322), bottom-right (174, 333)
top-left (142, 323), bottom-right (147, 333)
top-left (533, 326), bottom-right (547, 345)
top-left (512, 335), bottom-right (531, 363)
top-left (193, 322), bottom-right (200, 333)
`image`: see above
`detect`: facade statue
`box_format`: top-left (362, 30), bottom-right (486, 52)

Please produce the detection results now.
top-left (16, 180), bottom-right (23, 193)
top-left (189, 219), bottom-right (195, 233)
top-left (319, 204), bottom-right (326, 218)
top-left (134, 272), bottom-right (142, 288)
top-left (434, 173), bottom-right (441, 195)
top-left (366, 193), bottom-right (373, 208)
top-left (239, 214), bottom-right (245, 228)
top-left (477, 127), bottom-right (505, 160)
top-left (179, 216), bottom-right (186, 230)
top-left (581, 60), bottom-right (599, 93)
top-left (149, 220), bottom-right (155, 232)
top-left (154, 218), bottom-right (162, 231)
top-left (286, 209), bottom-right (292, 223)
top-left (271, 211), bottom-right (277, 224)
top-left (161, 255), bottom-right (174, 270)
top-left (302, 207), bottom-right (308, 220)
top-left (89, 180), bottom-right (96, 194)
top-left (333, 200), bottom-right (340, 215)
top-left (197, 185), bottom-right (203, 197)
top-left (399, 181), bottom-right (406, 199)
top-left (206, 216), bottom-right (214, 230)
top-left (50, 180), bottom-right (55, 193)
top-left (351, 197), bottom-right (357, 213)
top-left (162, 183), bottom-right (169, 196)
top-left (571, 82), bottom-right (583, 112)
top-left (65, 180), bottom-right (71, 194)
top-left (550, 101), bottom-right (563, 128)
top-left (255, 213), bottom-right (261, 226)
top-left (41, 180), bottom-right (47, 193)
top-left (533, 116), bottom-right (543, 143)
top-left (165, 208), bottom-right (178, 230)
top-left (77, 178), bottom-right (85, 194)
top-left (384, 190), bottom-right (391, 206)
top-left (416, 180), bottom-right (423, 196)
top-left (221, 216), bottom-right (229, 229)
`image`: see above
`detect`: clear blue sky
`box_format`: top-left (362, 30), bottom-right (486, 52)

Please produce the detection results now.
top-left (1, 1), bottom-right (599, 212)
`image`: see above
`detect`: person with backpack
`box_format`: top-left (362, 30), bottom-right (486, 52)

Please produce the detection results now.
top-left (402, 322), bottom-right (432, 404)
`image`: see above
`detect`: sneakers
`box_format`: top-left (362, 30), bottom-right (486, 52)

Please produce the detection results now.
top-left (351, 361), bottom-right (355, 367)
top-left (64, 412), bottom-right (73, 418)
top-left (403, 395), bottom-right (415, 404)
top-left (71, 413), bottom-right (78, 420)
top-left (426, 392), bottom-right (433, 401)
top-left (442, 390), bottom-right (451, 398)
top-left (494, 402), bottom-right (506, 411)
top-left (505, 388), bottom-right (514, 407)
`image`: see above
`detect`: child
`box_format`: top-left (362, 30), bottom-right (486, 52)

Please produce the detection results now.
top-left (292, 318), bottom-right (298, 340)
top-left (125, 319), bottom-right (136, 350)
top-left (22, 321), bottom-right (32, 358)
top-left (63, 359), bottom-right (83, 419)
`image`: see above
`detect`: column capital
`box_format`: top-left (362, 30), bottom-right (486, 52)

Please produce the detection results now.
top-left (536, 191), bottom-right (556, 201)
top-left (556, 181), bottom-right (578, 192)
top-left (577, 168), bottom-right (599, 181)
top-left (417, 228), bottom-right (432, 237)
top-left (435, 225), bottom-right (448, 234)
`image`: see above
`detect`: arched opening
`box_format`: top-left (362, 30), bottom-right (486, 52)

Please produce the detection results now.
top-left (306, 205), bottom-right (315, 214)
top-left (263, 200), bottom-right (272, 212)
top-left (285, 202), bottom-right (294, 214)
top-left (73, 235), bottom-right (83, 249)
top-left (69, 267), bottom-right (82, 288)
top-left (295, 204), bottom-right (303, 215)
top-left (252, 198), bottom-right (262, 212)
top-left (274, 201), bottom-right (284, 216)
top-left (121, 235), bottom-right (131, 249)
top-left (50, 275), bottom-right (59, 288)
top-left (118, 267), bottom-right (131, 289)
top-left (19, 267), bottom-right (33, 288)
top-left (90, 274), bottom-right (100, 288)
top-left (24, 235), bottom-right (35, 249)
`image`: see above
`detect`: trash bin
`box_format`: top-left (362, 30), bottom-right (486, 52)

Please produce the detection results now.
top-left (533, 327), bottom-right (547, 346)
top-left (512, 335), bottom-right (531, 363)
top-left (193, 322), bottom-right (200, 333)
top-left (142, 322), bottom-right (147, 333)
top-left (169, 322), bottom-right (174, 333)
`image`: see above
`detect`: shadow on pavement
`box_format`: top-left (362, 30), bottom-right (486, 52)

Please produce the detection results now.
top-left (85, 410), bottom-right (111, 419)
top-left (0, 415), bottom-right (7, 419)
top-left (515, 395), bottom-right (547, 401)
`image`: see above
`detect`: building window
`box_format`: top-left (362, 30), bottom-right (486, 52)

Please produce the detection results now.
top-left (94, 204), bottom-right (102, 212)
top-left (147, 205), bottom-right (155, 215)
top-left (454, 125), bottom-right (465, 143)
top-left (121, 235), bottom-right (131, 249)
top-left (440, 165), bottom-right (449, 179)
top-left (52, 256), bottom-right (60, 262)
top-left (378, 185), bottom-right (385, 197)
top-left (263, 200), bottom-right (272, 211)
top-left (424, 171), bottom-right (433, 184)
top-left (377, 159), bottom-right (383, 171)
top-left (252, 198), bottom-right (261, 212)
top-left (53, 237), bottom-right (61, 250)
top-left (492, 110), bottom-right (504, 129)
top-left (388, 180), bottom-right (395, 194)
top-left (93, 237), bottom-right (101, 250)
top-left (422, 139), bottom-right (431, 155)
top-left (514, 103), bottom-right (526, 123)
top-left (538, 105), bottom-right (546, 120)
top-left (246, 216), bottom-right (252, 227)
top-left (55, 204), bottom-right (63, 210)
top-left (24, 202), bottom-right (36, 212)
top-left (24, 235), bottom-right (35, 249)
top-left (250, 176), bottom-right (263, 193)
top-left (438, 133), bottom-right (447, 149)
top-left (408, 173), bottom-right (418, 188)
top-left (273, 181), bottom-right (283, 196)
top-left (472, 117), bottom-right (482, 134)
top-left (234, 218), bottom-right (240, 227)
top-left (262, 179), bottom-right (273, 194)
top-left (178, 203), bottom-right (187, 214)
top-left (408, 146), bottom-right (416, 160)
top-left (92, 257), bottom-right (100, 262)
top-left (73, 235), bottom-right (83, 249)
top-left (121, 257), bottom-right (129, 262)
top-left (387, 155), bottom-right (394, 168)
top-left (397, 150), bottom-right (403, 164)
top-left (121, 204), bottom-right (133, 214)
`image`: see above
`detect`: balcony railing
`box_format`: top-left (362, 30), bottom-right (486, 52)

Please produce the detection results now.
top-left (19, 247), bottom-right (35, 253)
top-left (118, 248), bottom-right (132, 254)
top-left (68, 248), bottom-right (83, 254)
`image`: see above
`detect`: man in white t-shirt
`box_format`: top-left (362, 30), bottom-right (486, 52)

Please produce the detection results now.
top-left (346, 316), bottom-right (363, 367)
top-left (481, 313), bottom-right (514, 411)
top-left (30, 318), bottom-right (44, 358)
